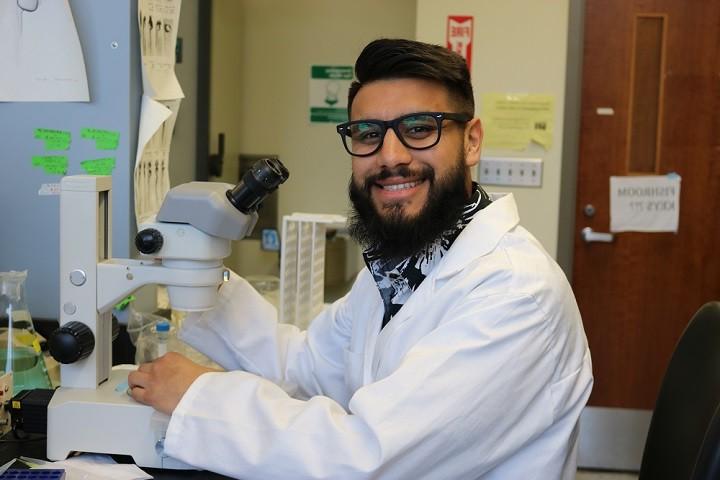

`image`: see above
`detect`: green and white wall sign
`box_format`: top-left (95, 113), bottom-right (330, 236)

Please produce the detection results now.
top-left (309, 65), bottom-right (352, 123)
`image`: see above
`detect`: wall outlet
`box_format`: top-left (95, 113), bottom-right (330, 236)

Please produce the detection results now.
top-left (478, 156), bottom-right (543, 187)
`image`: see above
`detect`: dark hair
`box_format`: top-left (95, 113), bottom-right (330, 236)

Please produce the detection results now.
top-left (347, 38), bottom-right (474, 117)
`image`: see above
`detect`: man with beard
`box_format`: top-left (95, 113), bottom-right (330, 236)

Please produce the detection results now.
top-left (129, 39), bottom-right (592, 479)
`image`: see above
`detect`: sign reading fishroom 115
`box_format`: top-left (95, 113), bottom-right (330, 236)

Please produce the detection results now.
top-left (610, 174), bottom-right (681, 233)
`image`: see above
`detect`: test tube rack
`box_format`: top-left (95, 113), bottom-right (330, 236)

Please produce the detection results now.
top-left (279, 213), bottom-right (346, 329)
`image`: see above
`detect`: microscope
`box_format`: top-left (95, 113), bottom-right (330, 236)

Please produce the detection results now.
top-left (46, 158), bottom-right (289, 468)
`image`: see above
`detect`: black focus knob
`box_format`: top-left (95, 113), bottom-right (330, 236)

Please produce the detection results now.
top-left (49, 321), bottom-right (95, 364)
top-left (135, 228), bottom-right (164, 254)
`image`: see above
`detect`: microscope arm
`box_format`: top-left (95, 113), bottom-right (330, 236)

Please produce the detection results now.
top-left (96, 259), bottom-right (226, 314)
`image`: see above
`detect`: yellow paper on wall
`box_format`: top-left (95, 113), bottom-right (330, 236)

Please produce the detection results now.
top-left (481, 93), bottom-right (554, 151)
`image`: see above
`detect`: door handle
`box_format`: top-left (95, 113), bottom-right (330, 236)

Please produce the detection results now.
top-left (581, 227), bottom-right (614, 243)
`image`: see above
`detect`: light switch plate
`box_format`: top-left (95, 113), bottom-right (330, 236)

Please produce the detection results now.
top-left (478, 156), bottom-right (543, 187)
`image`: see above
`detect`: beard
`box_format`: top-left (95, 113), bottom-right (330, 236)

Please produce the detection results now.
top-left (348, 152), bottom-right (471, 259)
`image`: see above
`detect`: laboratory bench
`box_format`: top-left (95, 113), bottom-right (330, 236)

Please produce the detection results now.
top-left (0, 432), bottom-right (232, 479)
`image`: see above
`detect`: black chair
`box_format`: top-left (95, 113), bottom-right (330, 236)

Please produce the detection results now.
top-left (639, 301), bottom-right (720, 480)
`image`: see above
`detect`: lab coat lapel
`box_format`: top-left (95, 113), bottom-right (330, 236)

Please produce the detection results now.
top-left (435, 193), bottom-right (519, 282)
top-left (360, 297), bottom-right (383, 386)
top-left (370, 275), bottom-right (431, 379)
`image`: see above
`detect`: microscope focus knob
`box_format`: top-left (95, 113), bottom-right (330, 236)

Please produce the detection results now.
top-left (49, 321), bottom-right (95, 364)
top-left (135, 228), bottom-right (164, 254)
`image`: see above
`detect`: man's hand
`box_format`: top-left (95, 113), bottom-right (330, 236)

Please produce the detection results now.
top-left (128, 352), bottom-right (219, 415)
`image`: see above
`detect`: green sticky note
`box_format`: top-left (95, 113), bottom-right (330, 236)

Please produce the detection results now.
top-left (31, 155), bottom-right (68, 175)
top-left (96, 139), bottom-right (119, 150)
top-left (34, 128), bottom-right (71, 150)
top-left (80, 157), bottom-right (116, 175)
top-left (81, 128), bottom-right (120, 150)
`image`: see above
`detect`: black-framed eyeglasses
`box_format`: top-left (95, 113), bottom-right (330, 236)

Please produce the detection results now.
top-left (336, 111), bottom-right (472, 157)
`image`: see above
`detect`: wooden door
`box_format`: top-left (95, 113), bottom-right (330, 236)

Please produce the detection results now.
top-left (573, 0), bottom-right (720, 409)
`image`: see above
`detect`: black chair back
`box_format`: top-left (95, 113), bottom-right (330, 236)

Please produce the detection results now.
top-left (639, 301), bottom-right (720, 480)
top-left (690, 402), bottom-right (720, 479)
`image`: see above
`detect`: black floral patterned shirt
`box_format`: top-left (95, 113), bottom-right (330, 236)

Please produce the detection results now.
top-left (363, 182), bottom-right (492, 330)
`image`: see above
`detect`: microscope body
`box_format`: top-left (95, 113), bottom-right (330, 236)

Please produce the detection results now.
top-left (47, 159), bottom-right (287, 468)
top-left (48, 176), bottom-right (230, 468)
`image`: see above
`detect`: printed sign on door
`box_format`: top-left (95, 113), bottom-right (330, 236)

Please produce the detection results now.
top-left (610, 174), bottom-right (682, 232)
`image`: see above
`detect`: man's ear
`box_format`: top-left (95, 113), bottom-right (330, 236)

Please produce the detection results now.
top-left (463, 118), bottom-right (483, 168)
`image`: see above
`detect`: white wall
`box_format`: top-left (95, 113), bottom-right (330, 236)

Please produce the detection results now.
top-left (417, 0), bottom-right (570, 258)
top-left (211, 0), bottom-right (416, 276)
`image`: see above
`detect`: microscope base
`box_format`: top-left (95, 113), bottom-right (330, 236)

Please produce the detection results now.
top-left (47, 365), bottom-right (193, 469)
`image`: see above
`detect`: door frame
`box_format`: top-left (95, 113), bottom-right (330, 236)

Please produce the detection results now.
top-left (558, 2), bottom-right (582, 280)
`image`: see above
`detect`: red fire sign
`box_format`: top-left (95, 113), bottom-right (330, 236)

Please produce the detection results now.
top-left (446, 15), bottom-right (474, 71)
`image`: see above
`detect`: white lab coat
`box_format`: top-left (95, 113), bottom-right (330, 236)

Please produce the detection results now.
top-left (165, 193), bottom-right (593, 480)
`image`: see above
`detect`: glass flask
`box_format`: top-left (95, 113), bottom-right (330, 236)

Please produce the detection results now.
top-left (0, 271), bottom-right (52, 392)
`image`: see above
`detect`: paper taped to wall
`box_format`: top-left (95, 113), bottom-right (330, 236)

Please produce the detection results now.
top-left (0, 0), bottom-right (89, 102)
top-left (135, 0), bottom-right (184, 229)
top-left (134, 95), bottom-right (181, 225)
top-left (138, 0), bottom-right (184, 100)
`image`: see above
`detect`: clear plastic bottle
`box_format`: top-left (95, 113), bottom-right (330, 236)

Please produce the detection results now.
top-left (133, 313), bottom-right (220, 369)
top-left (0, 271), bottom-right (52, 392)
top-left (155, 320), bottom-right (170, 358)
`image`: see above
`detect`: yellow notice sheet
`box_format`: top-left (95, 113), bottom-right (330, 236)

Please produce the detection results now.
top-left (481, 94), bottom-right (554, 150)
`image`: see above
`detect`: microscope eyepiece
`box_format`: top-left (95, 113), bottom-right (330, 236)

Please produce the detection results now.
top-left (226, 158), bottom-right (289, 213)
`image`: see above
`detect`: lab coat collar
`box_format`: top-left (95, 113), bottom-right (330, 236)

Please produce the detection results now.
top-left (434, 192), bottom-right (519, 280)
